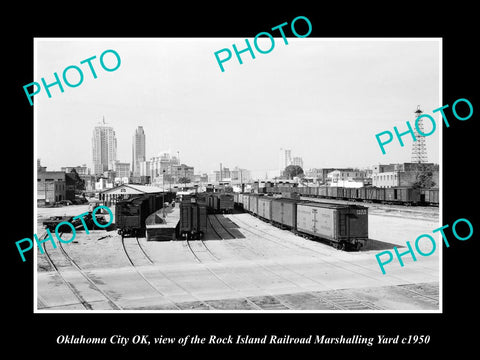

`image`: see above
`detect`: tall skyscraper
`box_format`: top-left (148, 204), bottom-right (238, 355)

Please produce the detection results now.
top-left (279, 148), bottom-right (292, 171)
top-left (92, 117), bottom-right (117, 175)
top-left (132, 126), bottom-right (146, 176)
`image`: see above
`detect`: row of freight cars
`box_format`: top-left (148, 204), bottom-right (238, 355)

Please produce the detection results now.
top-left (115, 192), bottom-right (176, 237)
top-left (178, 192), bottom-right (234, 239)
top-left (234, 193), bottom-right (369, 251)
top-left (261, 186), bottom-right (439, 206)
top-left (115, 192), bottom-right (234, 239)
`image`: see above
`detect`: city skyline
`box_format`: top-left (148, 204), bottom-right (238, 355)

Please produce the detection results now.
top-left (132, 126), bottom-right (146, 176)
top-left (35, 38), bottom-right (441, 174)
top-left (91, 117), bottom-right (117, 175)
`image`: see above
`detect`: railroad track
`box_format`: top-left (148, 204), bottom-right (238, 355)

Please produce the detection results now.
top-left (181, 226), bottom-right (276, 310)
top-left (121, 236), bottom-right (221, 310)
top-left (210, 214), bottom-right (303, 310)
top-left (229, 214), bottom-right (439, 307)
top-left (120, 236), bottom-right (182, 310)
top-left (217, 217), bottom-right (385, 310)
top-left (41, 232), bottom-right (122, 310)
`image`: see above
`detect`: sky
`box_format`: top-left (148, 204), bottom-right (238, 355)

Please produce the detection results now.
top-left (35, 38), bottom-right (441, 174)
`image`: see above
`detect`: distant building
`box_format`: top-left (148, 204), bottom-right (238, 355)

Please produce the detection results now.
top-left (37, 171), bottom-right (67, 203)
top-left (173, 164), bottom-right (194, 183)
top-left (292, 156), bottom-right (303, 168)
top-left (129, 175), bottom-right (151, 185)
top-left (193, 174), bottom-right (209, 183)
top-left (114, 161), bottom-right (130, 179)
top-left (372, 162), bottom-right (439, 188)
top-left (79, 174), bottom-right (96, 192)
top-left (305, 168), bottom-right (336, 183)
top-left (61, 165), bottom-right (89, 175)
top-left (231, 167), bottom-right (251, 182)
top-left (327, 169), bottom-right (367, 182)
top-left (279, 148), bottom-right (292, 171)
top-left (37, 159), bottom-right (47, 173)
top-left (139, 161), bottom-right (150, 177)
top-left (92, 117), bottom-right (117, 175)
top-left (132, 126), bottom-right (146, 177)
top-left (149, 152), bottom-right (180, 185)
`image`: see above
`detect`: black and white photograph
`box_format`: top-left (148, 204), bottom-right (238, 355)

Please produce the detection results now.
top-left (32, 37), bottom-right (441, 312)
top-left (6, 5), bottom-right (478, 355)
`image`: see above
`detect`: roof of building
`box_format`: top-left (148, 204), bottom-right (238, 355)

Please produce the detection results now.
top-left (99, 183), bottom-right (167, 195)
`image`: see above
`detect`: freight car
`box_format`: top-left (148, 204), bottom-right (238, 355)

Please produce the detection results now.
top-left (295, 202), bottom-right (368, 250)
top-left (178, 197), bottom-right (207, 239)
top-left (235, 194), bottom-right (369, 251)
top-left (266, 185), bottom-right (438, 206)
top-left (206, 193), bottom-right (234, 213)
top-left (115, 192), bottom-right (175, 237)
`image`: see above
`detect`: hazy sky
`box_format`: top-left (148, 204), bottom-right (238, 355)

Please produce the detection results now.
top-left (35, 38), bottom-right (440, 174)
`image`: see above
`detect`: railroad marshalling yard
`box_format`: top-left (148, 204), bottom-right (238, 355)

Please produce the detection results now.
top-left (36, 198), bottom-right (440, 311)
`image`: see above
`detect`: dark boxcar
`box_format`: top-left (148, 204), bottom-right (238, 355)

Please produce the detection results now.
top-left (271, 198), bottom-right (300, 229)
top-left (358, 187), bottom-right (367, 201)
top-left (218, 193), bottom-right (234, 213)
top-left (328, 186), bottom-right (342, 198)
top-left (365, 187), bottom-right (379, 201)
top-left (179, 200), bottom-right (207, 239)
top-left (385, 187), bottom-right (420, 205)
top-left (317, 186), bottom-right (326, 197)
top-left (257, 196), bottom-right (273, 221)
top-left (346, 188), bottom-right (358, 200)
top-left (115, 195), bottom-right (151, 237)
top-left (376, 187), bottom-right (386, 202)
top-left (343, 188), bottom-right (351, 199)
top-left (296, 201), bottom-right (368, 250)
top-left (424, 188), bottom-right (439, 205)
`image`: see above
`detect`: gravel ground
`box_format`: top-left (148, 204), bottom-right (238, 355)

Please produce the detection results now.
top-left (35, 202), bottom-right (440, 311)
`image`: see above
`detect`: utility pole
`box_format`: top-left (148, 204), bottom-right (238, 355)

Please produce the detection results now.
top-left (162, 169), bottom-right (166, 218)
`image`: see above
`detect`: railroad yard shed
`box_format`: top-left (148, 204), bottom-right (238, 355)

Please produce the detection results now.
top-left (99, 184), bottom-right (169, 205)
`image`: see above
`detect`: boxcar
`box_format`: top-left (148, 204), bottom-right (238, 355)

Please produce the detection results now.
top-left (257, 196), bottom-right (273, 221)
top-left (271, 198), bottom-right (300, 229)
top-left (318, 186), bottom-right (327, 197)
top-left (385, 187), bottom-right (421, 205)
top-left (218, 193), bottom-right (234, 213)
top-left (115, 195), bottom-right (152, 237)
top-left (296, 202), bottom-right (368, 250)
top-left (242, 193), bottom-right (250, 211)
top-left (327, 186), bottom-right (342, 199)
top-left (347, 188), bottom-right (359, 200)
top-left (365, 187), bottom-right (381, 202)
top-left (423, 188), bottom-right (439, 205)
top-left (179, 199), bottom-right (207, 239)
top-left (357, 187), bottom-right (367, 201)
top-left (248, 194), bottom-right (260, 215)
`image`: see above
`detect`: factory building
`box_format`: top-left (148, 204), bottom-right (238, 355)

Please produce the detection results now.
top-left (371, 162), bottom-right (439, 188)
